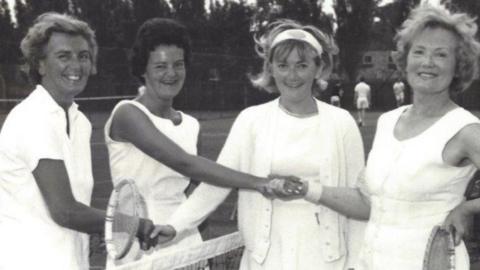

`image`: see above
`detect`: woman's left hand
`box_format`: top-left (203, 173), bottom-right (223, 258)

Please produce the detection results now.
top-left (443, 203), bottom-right (474, 246)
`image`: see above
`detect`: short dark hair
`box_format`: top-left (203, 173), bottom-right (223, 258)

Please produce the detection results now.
top-left (131, 18), bottom-right (191, 84)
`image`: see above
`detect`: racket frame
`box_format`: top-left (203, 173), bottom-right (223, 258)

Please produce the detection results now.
top-left (423, 225), bottom-right (455, 270)
top-left (105, 179), bottom-right (144, 260)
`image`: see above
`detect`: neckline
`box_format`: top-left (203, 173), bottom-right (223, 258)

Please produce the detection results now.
top-left (392, 105), bottom-right (460, 143)
top-left (129, 99), bottom-right (183, 126)
top-left (277, 100), bottom-right (319, 119)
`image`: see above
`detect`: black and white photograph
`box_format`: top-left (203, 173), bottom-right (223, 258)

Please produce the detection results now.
top-left (1, 0), bottom-right (480, 269)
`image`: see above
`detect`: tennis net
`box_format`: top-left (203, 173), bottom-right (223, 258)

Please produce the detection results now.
top-left (108, 232), bottom-right (244, 270)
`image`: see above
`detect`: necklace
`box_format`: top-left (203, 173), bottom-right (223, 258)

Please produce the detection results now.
top-left (278, 102), bottom-right (318, 118)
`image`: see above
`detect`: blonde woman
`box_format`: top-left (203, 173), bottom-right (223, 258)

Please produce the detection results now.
top-left (297, 5), bottom-right (480, 269)
top-left (160, 19), bottom-right (366, 270)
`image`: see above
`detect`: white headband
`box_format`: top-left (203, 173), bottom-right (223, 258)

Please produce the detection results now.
top-left (271, 29), bottom-right (323, 57)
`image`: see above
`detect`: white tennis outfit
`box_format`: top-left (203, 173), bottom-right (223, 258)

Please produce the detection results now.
top-left (393, 82), bottom-right (405, 102)
top-left (245, 109), bottom-right (344, 270)
top-left (0, 85), bottom-right (93, 270)
top-left (358, 105), bottom-right (478, 270)
top-left (104, 100), bottom-right (204, 265)
top-left (169, 99), bottom-right (366, 270)
top-left (354, 82), bottom-right (370, 109)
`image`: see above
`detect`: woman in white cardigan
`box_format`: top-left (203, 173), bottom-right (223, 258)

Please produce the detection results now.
top-left (162, 19), bottom-right (366, 270)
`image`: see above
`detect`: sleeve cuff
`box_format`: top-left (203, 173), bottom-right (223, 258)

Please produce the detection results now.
top-left (167, 216), bottom-right (187, 234)
top-left (305, 181), bottom-right (323, 203)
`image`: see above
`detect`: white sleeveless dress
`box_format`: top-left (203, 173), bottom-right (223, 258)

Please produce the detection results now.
top-left (358, 105), bottom-right (479, 270)
top-left (104, 100), bottom-right (204, 265)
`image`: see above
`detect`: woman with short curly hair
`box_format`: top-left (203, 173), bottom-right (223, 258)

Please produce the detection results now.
top-left (392, 5), bottom-right (480, 94)
top-left (0, 12), bottom-right (159, 270)
top-left (298, 4), bottom-right (480, 269)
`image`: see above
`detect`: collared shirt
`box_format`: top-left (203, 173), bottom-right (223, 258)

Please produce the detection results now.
top-left (0, 85), bottom-right (93, 270)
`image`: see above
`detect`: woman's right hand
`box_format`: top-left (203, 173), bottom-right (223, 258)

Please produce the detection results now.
top-left (259, 174), bottom-right (307, 200)
top-left (151, 225), bottom-right (177, 245)
top-left (137, 219), bottom-right (177, 249)
top-left (136, 218), bottom-right (157, 250)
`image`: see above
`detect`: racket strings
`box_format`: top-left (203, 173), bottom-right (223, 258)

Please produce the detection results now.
top-left (113, 185), bottom-right (140, 255)
top-left (423, 226), bottom-right (455, 270)
top-left (106, 180), bottom-right (146, 260)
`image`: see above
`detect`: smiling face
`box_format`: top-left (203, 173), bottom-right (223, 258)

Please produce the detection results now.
top-left (406, 27), bottom-right (458, 96)
top-left (143, 45), bottom-right (186, 100)
top-left (39, 32), bottom-right (93, 105)
top-left (271, 46), bottom-right (321, 104)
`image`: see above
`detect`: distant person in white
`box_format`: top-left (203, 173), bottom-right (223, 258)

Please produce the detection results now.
top-left (393, 78), bottom-right (405, 107)
top-left (354, 77), bottom-right (371, 126)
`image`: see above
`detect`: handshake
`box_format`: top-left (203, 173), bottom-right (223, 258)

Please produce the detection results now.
top-left (135, 174), bottom-right (309, 249)
top-left (257, 174), bottom-right (309, 200)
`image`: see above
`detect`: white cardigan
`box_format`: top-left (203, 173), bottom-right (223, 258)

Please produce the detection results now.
top-left (169, 98), bottom-right (365, 268)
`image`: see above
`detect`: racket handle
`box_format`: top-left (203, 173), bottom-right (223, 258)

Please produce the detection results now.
top-left (137, 218), bottom-right (155, 250)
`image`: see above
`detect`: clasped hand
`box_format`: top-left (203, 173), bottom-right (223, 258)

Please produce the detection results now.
top-left (136, 218), bottom-right (176, 251)
top-left (259, 174), bottom-right (307, 200)
top-left (442, 202), bottom-right (474, 246)
top-left (135, 174), bottom-right (308, 250)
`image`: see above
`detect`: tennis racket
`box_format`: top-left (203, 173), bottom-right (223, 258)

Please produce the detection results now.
top-left (423, 225), bottom-right (455, 270)
top-left (105, 179), bottom-right (148, 260)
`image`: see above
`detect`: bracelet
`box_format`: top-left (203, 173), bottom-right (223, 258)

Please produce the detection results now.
top-left (305, 181), bottom-right (323, 203)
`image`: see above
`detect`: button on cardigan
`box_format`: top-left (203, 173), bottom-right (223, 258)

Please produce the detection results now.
top-left (169, 98), bottom-right (365, 269)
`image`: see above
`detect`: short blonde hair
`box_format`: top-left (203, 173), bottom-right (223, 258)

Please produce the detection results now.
top-left (250, 19), bottom-right (338, 93)
top-left (20, 12), bottom-right (98, 84)
top-left (392, 4), bottom-right (480, 94)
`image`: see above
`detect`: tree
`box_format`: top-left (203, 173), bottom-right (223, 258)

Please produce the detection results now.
top-left (445, 0), bottom-right (480, 39)
top-left (20, 0), bottom-right (69, 27)
top-left (207, 1), bottom-right (253, 53)
top-left (132, 0), bottom-right (171, 28)
top-left (0, 0), bottom-right (15, 60)
top-left (0, 0), bottom-right (17, 64)
top-left (171, 0), bottom-right (206, 24)
top-left (389, 0), bottom-right (420, 31)
top-left (103, 0), bottom-right (135, 48)
top-left (171, 0), bottom-right (208, 55)
top-left (71, 0), bottom-right (135, 48)
top-left (368, 0), bottom-right (419, 52)
top-left (282, 0), bottom-right (334, 34)
top-left (250, 0), bottom-right (334, 39)
top-left (14, 0), bottom-right (30, 37)
top-left (334, 0), bottom-right (379, 80)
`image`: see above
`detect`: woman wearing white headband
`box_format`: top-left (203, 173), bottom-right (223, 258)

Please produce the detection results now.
top-left (161, 19), bottom-right (366, 270)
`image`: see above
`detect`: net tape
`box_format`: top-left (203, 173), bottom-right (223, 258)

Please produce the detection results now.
top-left (109, 232), bottom-right (244, 270)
